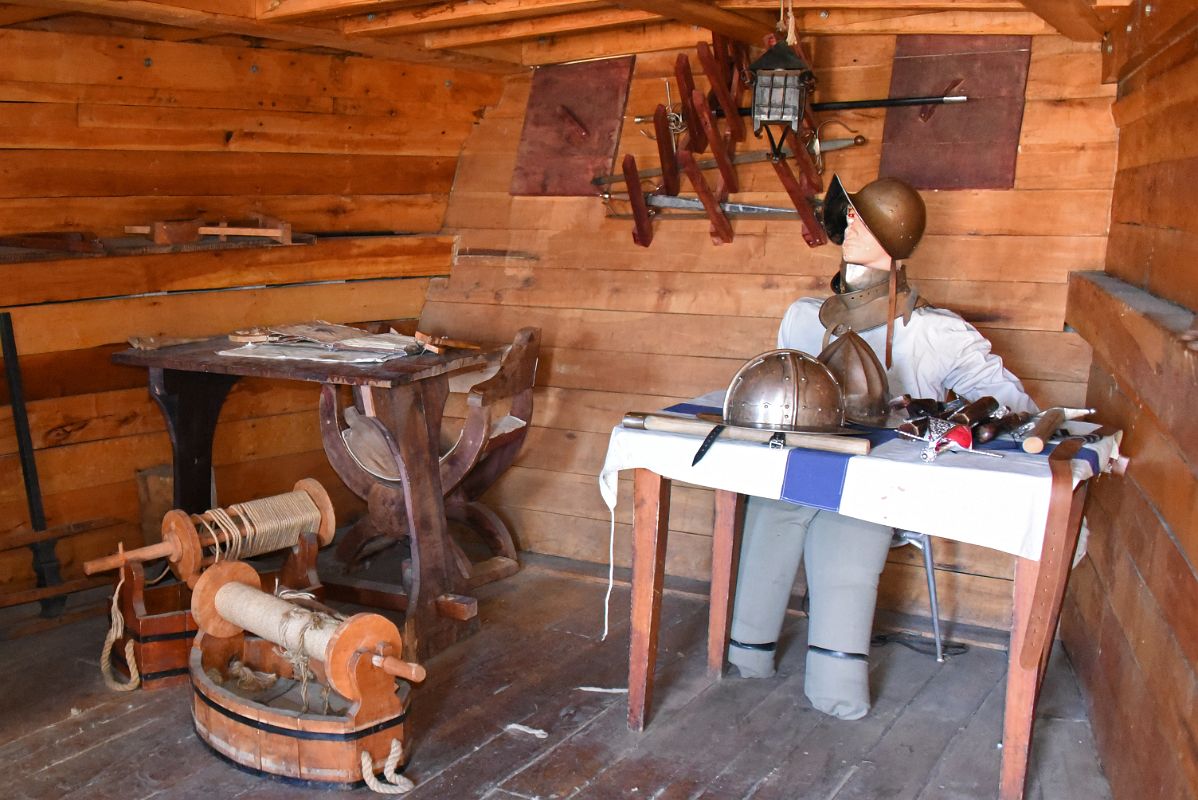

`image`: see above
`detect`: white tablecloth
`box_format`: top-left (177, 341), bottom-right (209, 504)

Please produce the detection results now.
top-left (599, 424), bottom-right (1119, 561)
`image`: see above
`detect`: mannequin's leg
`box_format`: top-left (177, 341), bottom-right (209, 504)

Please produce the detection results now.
top-left (728, 498), bottom-right (818, 678)
top-left (803, 511), bottom-right (892, 719)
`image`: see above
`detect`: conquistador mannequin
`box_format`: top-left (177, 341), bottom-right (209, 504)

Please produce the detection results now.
top-left (727, 175), bottom-right (1037, 719)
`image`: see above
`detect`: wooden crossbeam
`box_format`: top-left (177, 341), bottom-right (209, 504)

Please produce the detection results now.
top-left (342, 0), bottom-right (603, 37)
top-left (613, 0), bottom-right (772, 44)
top-left (422, 8), bottom-right (658, 49)
top-left (257, 0), bottom-right (427, 22)
top-left (723, 0), bottom-right (1024, 9)
top-left (1017, 0), bottom-right (1108, 40)
top-left (1, 0), bottom-right (514, 68)
top-left (0, 3), bottom-right (62, 24)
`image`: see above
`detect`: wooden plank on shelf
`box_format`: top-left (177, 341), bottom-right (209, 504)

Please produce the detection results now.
top-left (0, 236), bottom-right (453, 307)
top-left (3, 276), bottom-right (430, 356)
top-left (0, 102), bottom-right (478, 157)
top-left (0, 194), bottom-right (448, 238)
top-left (1066, 272), bottom-right (1197, 459)
top-left (0, 150), bottom-right (455, 199)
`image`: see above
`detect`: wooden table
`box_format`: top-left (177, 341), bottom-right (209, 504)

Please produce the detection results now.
top-left (114, 337), bottom-right (505, 661)
top-left (623, 437), bottom-right (1093, 800)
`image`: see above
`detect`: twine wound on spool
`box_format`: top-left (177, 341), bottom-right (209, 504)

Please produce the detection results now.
top-left (201, 490), bottom-right (322, 564)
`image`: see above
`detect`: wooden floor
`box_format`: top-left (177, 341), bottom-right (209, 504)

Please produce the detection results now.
top-left (1, 559), bottom-right (1112, 800)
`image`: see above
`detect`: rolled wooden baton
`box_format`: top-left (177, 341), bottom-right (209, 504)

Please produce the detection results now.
top-left (621, 413), bottom-right (871, 455)
top-left (1021, 408), bottom-right (1066, 454)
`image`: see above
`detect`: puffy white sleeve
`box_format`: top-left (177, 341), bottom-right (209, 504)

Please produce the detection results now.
top-left (927, 312), bottom-right (1039, 415)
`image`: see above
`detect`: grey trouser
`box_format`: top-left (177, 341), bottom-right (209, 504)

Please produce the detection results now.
top-left (728, 497), bottom-right (892, 720)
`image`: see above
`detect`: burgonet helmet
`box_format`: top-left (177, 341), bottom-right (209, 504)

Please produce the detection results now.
top-left (723, 349), bottom-right (845, 433)
top-left (821, 174), bottom-right (927, 260)
top-left (817, 331), bottom-right (891, 426)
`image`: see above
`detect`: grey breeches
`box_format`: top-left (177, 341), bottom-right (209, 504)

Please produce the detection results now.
top-left (728, 497), bottom-right (892, 720)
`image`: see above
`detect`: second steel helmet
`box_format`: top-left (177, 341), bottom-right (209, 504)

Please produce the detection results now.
top-left (821, 174), bottom-right (927, 260)
top-left (817, 331), bottom-right (891, 426)
top-left (723, 349), bottom-right (845, 433)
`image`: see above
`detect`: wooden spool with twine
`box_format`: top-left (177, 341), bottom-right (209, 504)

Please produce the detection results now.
top-left (190, 561), bottom-right (425, 791)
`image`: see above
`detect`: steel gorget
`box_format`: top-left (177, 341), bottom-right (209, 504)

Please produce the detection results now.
top-left (818, 265), bottom-right (928, 352)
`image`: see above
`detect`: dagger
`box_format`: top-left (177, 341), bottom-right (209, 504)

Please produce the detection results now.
top-left (691, 424), bottom-right (726, 466)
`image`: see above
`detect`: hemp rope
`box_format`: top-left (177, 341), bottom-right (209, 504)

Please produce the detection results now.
top-left (197, 490), bottom-right (321, 564)
top-left (99, 571), bottom-right (140, 692)
top-left (360, 739), bottom-right (415, 794)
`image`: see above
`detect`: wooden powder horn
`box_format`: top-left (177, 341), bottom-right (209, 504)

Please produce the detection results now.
top-left (84, 478), bottom-right (336, 588)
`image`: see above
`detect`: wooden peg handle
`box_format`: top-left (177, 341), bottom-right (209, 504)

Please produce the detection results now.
top-left (373, 654), bottom-right (427, 684)
top-left (1022, 408), bottom-right (1066, 454)
top-left (84, 540), bottom-right (174, 575)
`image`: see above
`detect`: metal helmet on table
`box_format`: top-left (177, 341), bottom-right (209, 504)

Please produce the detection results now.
top-left (723, 349), bottom-right (845, 433)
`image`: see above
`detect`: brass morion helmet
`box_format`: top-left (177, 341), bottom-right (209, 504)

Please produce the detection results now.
top-left (821, 174), bottom-right (927, 260)
top-left (723, 349), bottom-right (845, 433)
top-left (817, 331), bottom-right (890, 426)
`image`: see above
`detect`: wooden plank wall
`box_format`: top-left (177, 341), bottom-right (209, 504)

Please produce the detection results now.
top-left (423, 33), bottom-right (1115, 630)
top-left (0, 29), bottom-right (503, 595)
top-left (1060, 7), bottom-right (1198, 799)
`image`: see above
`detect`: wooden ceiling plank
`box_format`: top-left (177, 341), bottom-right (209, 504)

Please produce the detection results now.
top-left (423, 8), bottom-right (660, 49)
top-left (613, 0), bottom-right (773, 44)
top-left (258, 0), bottom-right (434, 24)
top-left (342, 0), bottom-right (604, 37)
top-left (0, 4), bottom-right (60, 24)
top-left (1017, 0), bottom-right (1107, 41)
top-left (722, 0), bottom-right (1025, 9)
top-left (2, 0), bottom-right (516, 69)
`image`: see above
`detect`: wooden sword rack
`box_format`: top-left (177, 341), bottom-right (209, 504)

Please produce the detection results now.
top-left (191, 560), bottom-right (425, 788)
top-left (84, 478), bottom-right (336, 690)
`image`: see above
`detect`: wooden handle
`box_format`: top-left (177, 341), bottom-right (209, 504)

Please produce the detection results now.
top-left (623, 413), bottom-right (871, 456)
top-left (83, 540), bottom-right (174, 575)
top-left (1022, 408), bottom-right (1066, 454)
top-left (374, 655), bottom-right (427, 684)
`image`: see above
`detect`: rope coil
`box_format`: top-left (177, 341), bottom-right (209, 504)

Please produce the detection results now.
top-left (360, 739), bottom-right (414, 794)
top-left (99, 571), bottom-right (140, 692)
top-left (197, 489), bottom-right (321, 563)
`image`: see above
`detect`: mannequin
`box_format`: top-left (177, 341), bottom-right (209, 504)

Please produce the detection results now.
top-left (728, 175), bottom-right (1036, 720)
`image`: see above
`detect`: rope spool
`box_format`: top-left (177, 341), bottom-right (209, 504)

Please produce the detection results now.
top-left (192, 561), bottom-right (426, 700)
top-left (84, 478), bottom-right (336, 587)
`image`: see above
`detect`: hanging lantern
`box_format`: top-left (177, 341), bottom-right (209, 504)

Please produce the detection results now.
top-left (749, 40), bottom-right (816, 157)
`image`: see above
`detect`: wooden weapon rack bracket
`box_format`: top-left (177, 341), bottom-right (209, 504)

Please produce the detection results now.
top-left (616, 33), bottom-right (827, 248)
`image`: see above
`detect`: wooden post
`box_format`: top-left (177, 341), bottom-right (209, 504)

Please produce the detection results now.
top-left (627, 468), bottom-right (671, 731)
top-left (707, 489), bottom-right (743, 679)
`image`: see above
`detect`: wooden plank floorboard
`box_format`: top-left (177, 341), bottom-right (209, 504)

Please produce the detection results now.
top-left (0, 565), bottom-right (1112, 800)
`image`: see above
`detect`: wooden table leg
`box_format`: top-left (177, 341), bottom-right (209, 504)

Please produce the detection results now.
top-left (708, 490), bottom-right (743, 679)
top-left (375, 380), bottom-right (467, 662)
top-left (148, 367), bottom-right (239, 513)
top-left (999, 440), bottom-right (1090, 800)
top-left (628, 468), bottom-right (671, 731)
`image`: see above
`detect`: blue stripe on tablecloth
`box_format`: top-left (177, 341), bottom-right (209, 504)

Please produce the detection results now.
top-left (663, 402), bottom-right (722, 416)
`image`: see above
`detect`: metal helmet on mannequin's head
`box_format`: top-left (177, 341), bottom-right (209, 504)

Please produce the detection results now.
top-left (723, 349), bottom-right (845, 433)
top-left (821, 174), bottom-right (927, 260)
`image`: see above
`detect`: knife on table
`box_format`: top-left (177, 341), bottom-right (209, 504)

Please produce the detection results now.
top-left (692, 424), bottom-right (726, 466)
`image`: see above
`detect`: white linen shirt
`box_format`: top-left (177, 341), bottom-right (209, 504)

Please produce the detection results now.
top-left (778, 297), bottom-right (1038, 416)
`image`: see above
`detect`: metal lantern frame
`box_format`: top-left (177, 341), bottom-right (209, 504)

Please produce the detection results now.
top-left (749, 41), bottom-right (815, 158)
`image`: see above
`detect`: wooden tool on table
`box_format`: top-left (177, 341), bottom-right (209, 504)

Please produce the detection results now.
top-left (191, 560), bottom-right (424, 789)
top-left (622, 412), bottom-right (872, 456)
top-left (414, 330), bottom-right (481, 354)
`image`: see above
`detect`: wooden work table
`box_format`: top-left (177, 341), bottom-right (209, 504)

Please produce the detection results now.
top-left (602, 425), bottom-right (1119, 800)
top-left (114, 337), bottom-right (507, 661)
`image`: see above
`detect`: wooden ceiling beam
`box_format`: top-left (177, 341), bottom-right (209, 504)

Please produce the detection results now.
top-left (612, 0), bottom-right (772, 44)
top-left (1017, 0), bottom-right (1108, 40)
top-left (422, 8), bottom-right (660, 49)
top-left (723, 0), bottom-right (1025, 10)
top-left (1, 0), bottom-right (516, 69)
top-left (0, 3), bottom-right (60, 24)
top-left (257, 0), bottom-right (429, 24)
top-left (342, 0), bottom-right (604, 37)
